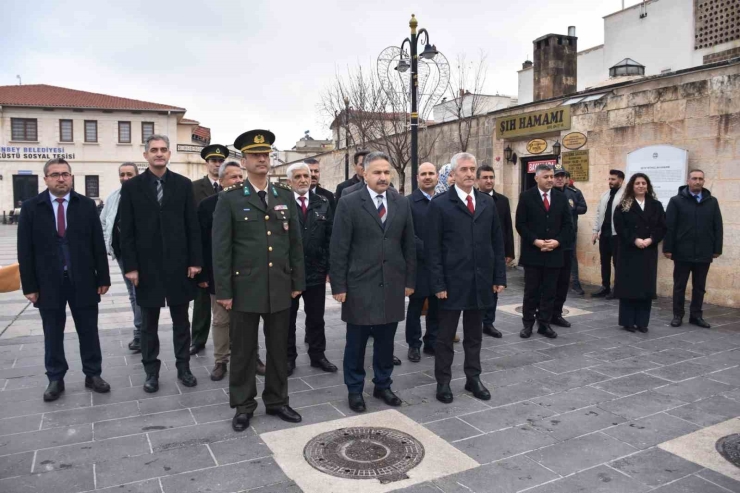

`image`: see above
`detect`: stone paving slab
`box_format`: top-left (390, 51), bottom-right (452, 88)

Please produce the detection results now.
top-left (0, 223), bottom-right (738, 492)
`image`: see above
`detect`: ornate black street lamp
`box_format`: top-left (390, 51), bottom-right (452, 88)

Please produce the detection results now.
top-left (343, 95), bottom-right (350, 180)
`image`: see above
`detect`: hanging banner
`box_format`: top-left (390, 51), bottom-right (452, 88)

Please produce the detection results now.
top-left (527, 159), bottom-right (557, 173)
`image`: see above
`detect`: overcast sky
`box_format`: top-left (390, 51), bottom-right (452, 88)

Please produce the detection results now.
top-left (2, 0), bottom-right (643, 150)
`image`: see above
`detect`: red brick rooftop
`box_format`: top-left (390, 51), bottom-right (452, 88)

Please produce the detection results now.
top-left (0, 84), bottom-right (186, 111)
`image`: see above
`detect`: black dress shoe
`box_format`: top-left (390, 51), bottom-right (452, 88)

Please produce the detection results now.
top-left (393, 356), bottom-right (402, 366)
top-left (348, 393), bottom-right (366, 413)
top-left (605, 292), bottom-right (615, 300)
top-left (636, 326), bottom-right (649, 333)
top-left (623, 325), bottom-right (636, 333)
top-left (537, 323), bottom-right (558, 339)
top-left (670, 316), bottom-right (683, 327)
top-left (266, 405), bottom-right (302, 423)
top-left (178, 370), bottom-right (198, 387)
top-left (287, 360), bottom-right (296, 376)
top-left (85, 376), bottom-right (110, 393)
top-left (310, 358), bottom-right (338, 373)
top-left (690, 317), bottom-right (711, 328)
top-left (143, 374), bottom-right (159, 393)
top-left (373, 388), bottom-right (402, 406)
top-left (232, 411), bottom-right (252, 432)
top-left (483, 324), bottom-right (502, 338)
top-left (422, 346), bottom-right (435, 355)
top-left (256, 357), bottom-right (266, 376)
top-left (43, 380), bottom-right (65, 402)
top-left (408, 347), bottom-right (421, 362)
top-left (210, 362), bottom-right (227, 381)
top-left (189, 344), bottom-right (205, 356)
top-left (464, 377), bottom-right (491, 400)
top-left (571, 283), bottom-right (586, 295)
top-left (128, 338), bottom-right (141, 353)
top-left (520, 324), bottom-right (533, 339)
top-left (436, 383), bottom-right (453, 404)
top-left (592, 286), bottom-right (610, 298)
top-left (551, 316), bottom-right (571, 328)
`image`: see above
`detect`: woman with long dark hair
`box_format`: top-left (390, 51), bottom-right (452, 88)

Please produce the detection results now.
top-left (613, 173), bottom-right (667, 332)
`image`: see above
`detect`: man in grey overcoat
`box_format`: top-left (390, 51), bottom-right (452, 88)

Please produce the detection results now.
top-left (330, 151), bottom-right (416, 413)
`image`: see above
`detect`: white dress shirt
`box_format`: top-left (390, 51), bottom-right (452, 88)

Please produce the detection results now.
top-left (538, 188), bottom-right (551, 205)
top-left (455, 185), bottom-right (476, 210)
top-left (50, 192), bottom-right (71, 232)
top-left (636, 198), bottom-right (645, 210)
top-left (368, 185), bottom-right (387, 214)
top-left (294, 191), bottom-right (309, 209)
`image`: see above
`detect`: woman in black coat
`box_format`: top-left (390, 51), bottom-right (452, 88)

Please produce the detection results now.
top-left (613, 173), bottom-right (667, 332)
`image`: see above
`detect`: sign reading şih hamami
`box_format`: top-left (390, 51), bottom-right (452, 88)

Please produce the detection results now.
top-left (498, 107), bottom-right (571, 139)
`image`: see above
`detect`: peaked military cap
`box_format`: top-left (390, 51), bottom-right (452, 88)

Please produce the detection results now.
top-left (553, 164), bottom-right (567, 175)
top-left (200, 144), bottom-right (229, 161)
top-left (234, 129), bottom-right (275, 154)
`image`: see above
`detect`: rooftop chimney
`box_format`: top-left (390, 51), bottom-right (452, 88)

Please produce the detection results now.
top-left (522, 59), bottom-right (533, 69)
top-left (533, 30), bottom-right (578, 101)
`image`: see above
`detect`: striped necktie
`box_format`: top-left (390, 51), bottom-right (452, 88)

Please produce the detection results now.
top-left (376, 195), bottom-right (386, 223)
top-left (156, 179), bottom-right (163, 205)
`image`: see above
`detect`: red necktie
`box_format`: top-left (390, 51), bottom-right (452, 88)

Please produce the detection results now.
top-left (466, 195), bottom-right (475, 214)
top-left (543, 193), bottom-right (550, 212)
top-left (56, 198), bottom-right (66, 237)
top-left (299, 196), bottom-right (307, 217)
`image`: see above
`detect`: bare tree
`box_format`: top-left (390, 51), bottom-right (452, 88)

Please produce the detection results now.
top-left (445, 52), bottom-right (490, 152)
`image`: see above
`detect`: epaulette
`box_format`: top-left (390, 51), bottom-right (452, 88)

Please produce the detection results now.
top-left (567, 185), bottom-right (580, 192)
top-left (318, 194), bottom-right (327, 202)
top-left (273, 182), bottom-right (292, 191)
top-left (223, 181), bottom-right (244, 192)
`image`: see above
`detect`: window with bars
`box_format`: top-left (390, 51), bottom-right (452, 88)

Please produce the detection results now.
top-left (85, 175), bottom-right (100, 198)
top-left (118, 121), bottom-right (132, 143)
top-left (59, 120), bottom-right (73, 142)
top-left (142, 122), bottom-right (154, 143)
top-left (11, 118), bottom-right (38, 141)
top-left (84, 120), bottom-right (98, 142)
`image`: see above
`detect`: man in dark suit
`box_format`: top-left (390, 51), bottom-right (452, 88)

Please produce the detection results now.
top-left (334, 150), bottom-right (369, 199)
top-left (18, 158), bottom-right (111, 401)
top-left (286, 162), bottom-right (337, 376)
top-left (475, 165), bottom-right (514, 339)
top-left (427, 153), bottom-right (506, 404)
top-left (213, 129), bottom-right (306, 432)
top-left (305, 158), bottom-right (336, 213)
top-left (190, 144), bottom-right (229, 355)
top-left (119, 134), bottom-right (202, 393)
top-left (330, 151), bottom-right (416, 413)
top-left (406, 162), bottom-right (440, 362)
top-left (196, 161), bottom-right (255, 381)
top-left (515, 164), bottom-right (573, 339)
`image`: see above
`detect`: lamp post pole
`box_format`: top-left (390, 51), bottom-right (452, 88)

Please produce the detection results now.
top-left (409, 15), bottom-right (419, 191)
top-left (344, 96), bottom-right (350, 181)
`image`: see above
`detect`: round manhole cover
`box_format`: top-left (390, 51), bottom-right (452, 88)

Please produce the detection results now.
top-left (304, 427), bottom-right (425, 483)
top-left (717, 434), bottom-right (740, 468)
top-left (513, 306), bottom-right (569, 315)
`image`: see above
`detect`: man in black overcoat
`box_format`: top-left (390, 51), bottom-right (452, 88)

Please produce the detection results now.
top-left (18, 158), bottom-right (111, 401)
top-left (664, 169), bottom-right (724, 328)
top-left (119, 135), bottom-right (202, 393)
top-left (426, 153), bottom-right (507, 404)
top-left (330, 151), bottom-right (416, 413)
top-left (305, 158), bottom-right (336, 214)
top-left (334, 150), bottom-right (369, 199)
top-left (515, 164), bottom-right (573, 339)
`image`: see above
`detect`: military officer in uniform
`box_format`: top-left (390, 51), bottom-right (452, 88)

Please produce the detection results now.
top-left (190, 144), bottom-right (229, 355)
top-left (213, 130), bottom-right (306, 432)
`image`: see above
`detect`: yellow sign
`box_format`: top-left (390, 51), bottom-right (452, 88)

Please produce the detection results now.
top-left (562, 132), bottom-right (587, 150)
top-left (498, 106), bottom-right (571, 139)
top-left (526, 138), bottom-right (548, 154)
top-left (562, 150), bottom-right (590, 182)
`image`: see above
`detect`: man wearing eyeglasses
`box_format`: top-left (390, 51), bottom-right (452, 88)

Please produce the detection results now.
top-left (18, 158), bottom-right (111, 401)
top-left (190, 144), bottom-right (229, 356)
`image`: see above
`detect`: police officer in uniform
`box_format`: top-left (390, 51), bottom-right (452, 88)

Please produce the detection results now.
top-left (565, 171), bottom-right (587, 295)
top-left (212, 130), bottom-right (306, 432)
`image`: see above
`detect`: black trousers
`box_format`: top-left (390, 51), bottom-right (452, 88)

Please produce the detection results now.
top-left (522, 266), bottom-right (560, 324)
top-left (343, 323), bottom-right (397, 394)
top-left (190, 286), bottom-right (212, 348)
top-left (288, 283), bottom-right (327, 363)
top-left (230, 309), bottom-right (290, 414)
top-left (405, 296), bottom-right (440, 350)
top-left (482, 294), bottom-right (498, 325)
top-left (40, 275), bottom-right (102, 381)
top-left (619, 298), bottom-right (652, 328)
top-left (673, 261), bottom-right (711, 319)
top-left (599, 234), bottom-right (619, 289)
top-left (434, 309), bottom-right (483, 385)
top-left (140, 303), bottom-right (191, 376)
top-left (553, 251), bottom-right (573, 317)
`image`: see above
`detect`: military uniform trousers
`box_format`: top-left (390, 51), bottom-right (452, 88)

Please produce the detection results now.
top-left (209, 295), bottom-right (230, 364)
top-left (229, 309), bottom-right (290, 415)
top-left (191, 286), bottom-right (212, 348)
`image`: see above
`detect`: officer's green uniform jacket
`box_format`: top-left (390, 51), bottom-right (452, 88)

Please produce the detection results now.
top-left (212, 179), bottom-right (306, 313)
